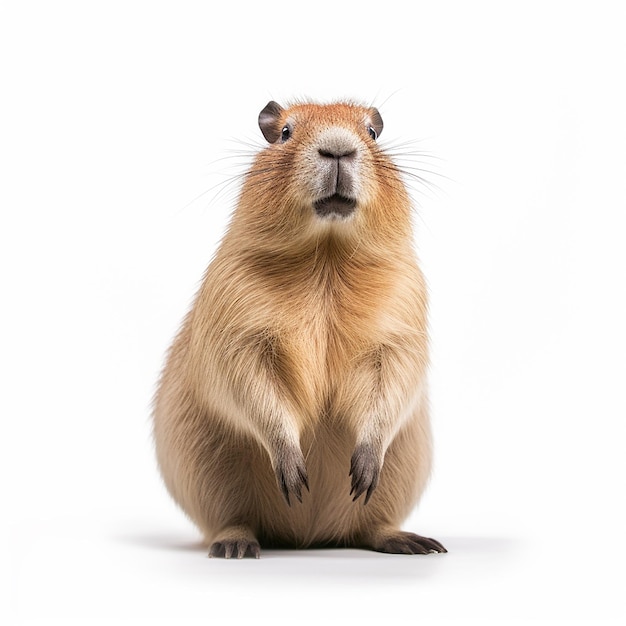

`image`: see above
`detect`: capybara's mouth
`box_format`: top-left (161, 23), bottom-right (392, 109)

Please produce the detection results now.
top-left (313, 194), bottom-right (357, 218)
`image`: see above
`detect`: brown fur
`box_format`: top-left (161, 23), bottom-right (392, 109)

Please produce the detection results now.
top-left (153, 101), bottom-right (446, 557)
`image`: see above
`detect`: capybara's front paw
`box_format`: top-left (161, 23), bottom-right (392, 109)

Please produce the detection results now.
top-left (349, 442), bottom-right (381, 504)
top-left (274, 444), bottom-right (309, 506)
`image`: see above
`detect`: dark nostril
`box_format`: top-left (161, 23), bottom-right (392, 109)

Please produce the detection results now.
top-left (318, 149), bottom-right (356, 160)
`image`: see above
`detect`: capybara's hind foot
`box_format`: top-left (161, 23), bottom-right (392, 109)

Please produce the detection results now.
top-left (368, 529), bottom-right (447, 555)
top-left (208, 525), bottom-right (260, 559)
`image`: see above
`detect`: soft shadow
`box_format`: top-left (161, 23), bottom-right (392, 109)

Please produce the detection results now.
top-left (246, 536), bottom-right (519, 581)
top-left (115, 533), bottom-right (519, 581)
top-left (235, 536), bottom-right (516, 557)
top-left (116, 532), bottom-right (206, 553)
top-left (117, 533), bottom-right (516, 557)
top-left (442, 535), bottom-right (518, 555)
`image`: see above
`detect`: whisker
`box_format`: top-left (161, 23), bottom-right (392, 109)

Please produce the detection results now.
top-left (374, 137), bottom-right (452, 203)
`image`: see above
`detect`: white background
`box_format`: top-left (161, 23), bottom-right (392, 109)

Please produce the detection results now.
top-left (1, 1), bottom-right (625, 624)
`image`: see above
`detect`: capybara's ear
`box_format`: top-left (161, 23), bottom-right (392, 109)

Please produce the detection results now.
top-left (259, 101), bottom-right (285, 143)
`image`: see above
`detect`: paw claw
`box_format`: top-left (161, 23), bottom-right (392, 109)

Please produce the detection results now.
top-left (208, 541), bottom-right (222, 558)
top-left (349, 443), bottom-right (381, 504)
top-left (274, 444), bottom-right (308, 506)
top-left (371, 531), bottom-right (446, 555)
